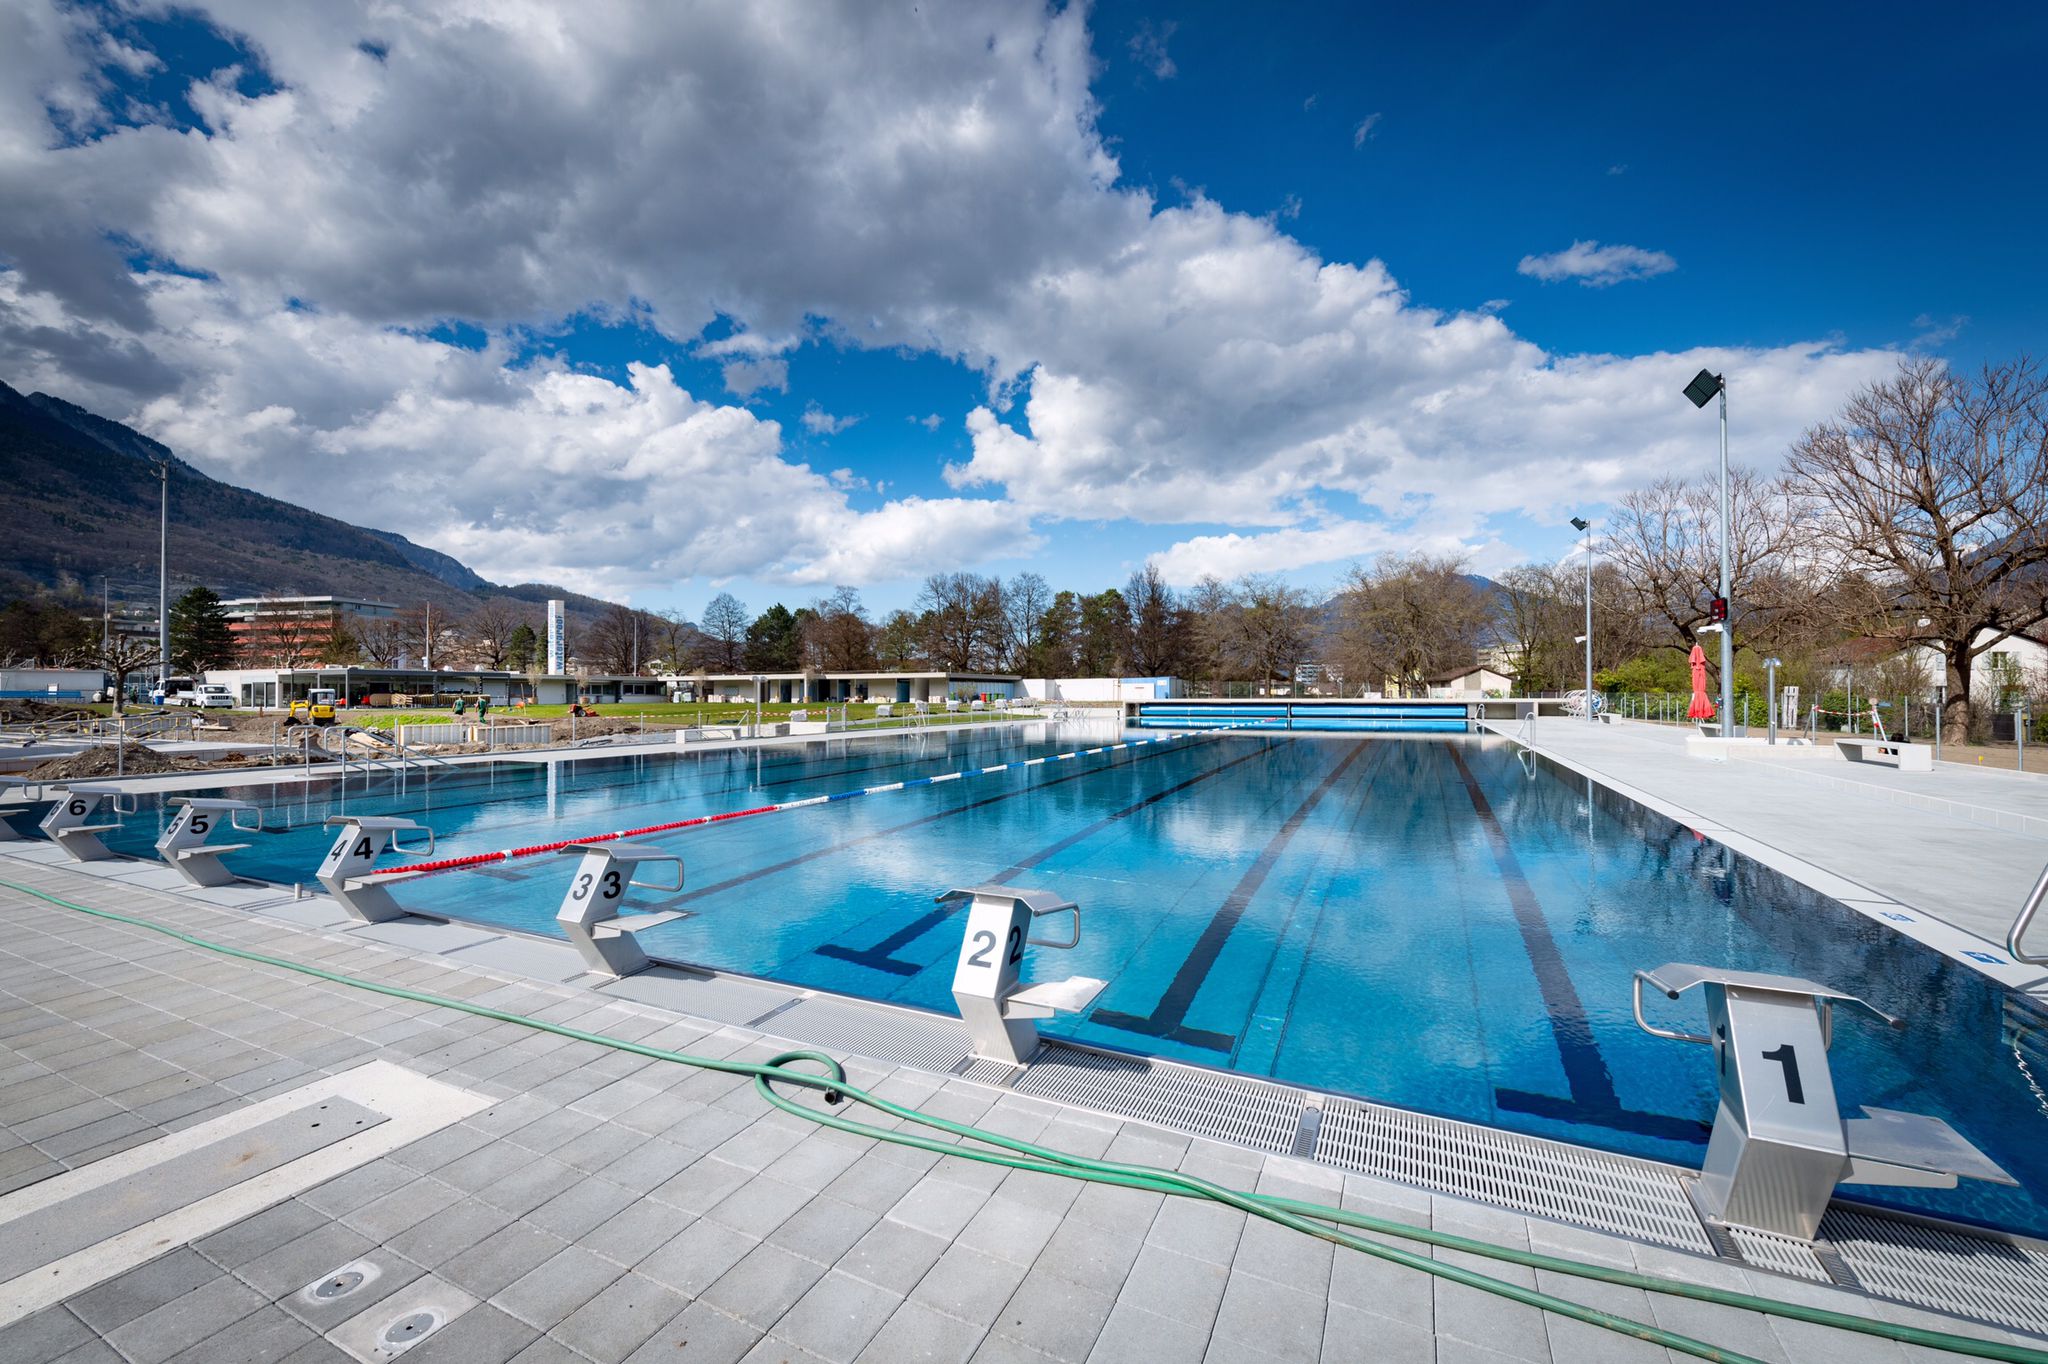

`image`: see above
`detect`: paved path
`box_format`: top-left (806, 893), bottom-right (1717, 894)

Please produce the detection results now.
top-left (1, 857), bottom-right (2009, 1364)
top-left (1515, 717), bottom-right (2048, 953)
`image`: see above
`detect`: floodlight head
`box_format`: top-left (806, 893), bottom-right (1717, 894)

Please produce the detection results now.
top-left (1683, 369), bottom-right (1724, 408)
top-left (1570, 516), bottom-right (1590, 532)
top-left (1573, 634), bottom-right (1588, 644)
top-left (1698, 622), bottom-right (1724, 634)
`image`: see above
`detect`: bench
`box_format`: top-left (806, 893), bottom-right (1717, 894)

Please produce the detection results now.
top-left (1836, 737), bottom-right (1933, 772)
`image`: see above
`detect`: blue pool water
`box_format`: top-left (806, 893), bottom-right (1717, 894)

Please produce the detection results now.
top-left (76, 723), bottom-right (2048, 1236)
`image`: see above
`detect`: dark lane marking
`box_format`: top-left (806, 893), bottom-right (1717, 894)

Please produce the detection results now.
top-left (1445, 745), bottom-right (1706, 1144)
top-left (673, 737), bottom-right (1192, 908)
top-left (1093, 740), bottom-right (1369, 1052)
top-left (817, 740), bottom-right (1275, 975)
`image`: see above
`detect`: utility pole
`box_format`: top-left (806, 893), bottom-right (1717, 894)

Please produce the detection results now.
top-left (1570, 517), bottom-right (1593, 722)
top-left (156, 461), bottom-right (169, 700)
top-left (100, 576), bottom-right (111, 650)
top-left (424, 601), bottom-right (433, 670)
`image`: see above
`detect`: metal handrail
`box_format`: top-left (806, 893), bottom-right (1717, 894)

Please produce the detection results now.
top-left (2009, 859), bottom-right (2048, 966)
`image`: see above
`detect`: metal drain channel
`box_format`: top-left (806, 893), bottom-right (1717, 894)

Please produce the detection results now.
top-left (1313, 1099), bottom-right (1714, 1253)
top-left (1010, 1048), bottom-right (1304, 1153)
top-left (1820, 1208), bottom-right (2048, 1336)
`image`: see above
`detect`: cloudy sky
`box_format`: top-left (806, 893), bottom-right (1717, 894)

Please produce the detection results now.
top-left (3, 1), bottom-right (2041, 613)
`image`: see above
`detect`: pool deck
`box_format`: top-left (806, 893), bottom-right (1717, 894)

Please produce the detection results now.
top-left (5, 849), bottom-right (2034, 1364)
top-left (1506, 717), bottom-right (2048, 993)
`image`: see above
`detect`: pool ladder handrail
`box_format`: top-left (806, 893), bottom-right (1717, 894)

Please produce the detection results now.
top-left (2008, 857), bottom-right (2048, 966)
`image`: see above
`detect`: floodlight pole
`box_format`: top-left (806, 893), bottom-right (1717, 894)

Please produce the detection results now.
top-left (156, 461), bottom-right (169, 700)
top-left (1715, 383), bottom-right (1733, 738)
top-left (1571, 516), bottom-right (1593, 723)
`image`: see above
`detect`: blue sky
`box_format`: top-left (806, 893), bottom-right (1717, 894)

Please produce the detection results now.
top-left (3, 1), bottom-right (2041, 619)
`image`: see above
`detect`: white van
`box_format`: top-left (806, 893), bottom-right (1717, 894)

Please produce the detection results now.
top-left (178, 683), bottom-right (235, 709)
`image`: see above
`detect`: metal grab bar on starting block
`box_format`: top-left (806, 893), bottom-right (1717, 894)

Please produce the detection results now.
top-left (38, 784), bottom-right (135, 862)
top-left (316, 816), bottom-right (436, 922)
top-left (941, 883), bottom-right (1104, 1065)
top-left (1633, 962), bottom-right (2014, 1241)
top-left (553, 842), bottom-right (686, 978)
top-left (155, 797), bottom-right (263, 888)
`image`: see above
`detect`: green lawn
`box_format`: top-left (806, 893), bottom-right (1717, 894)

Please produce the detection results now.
top-left (326, 700), bottom-right (1033, 730)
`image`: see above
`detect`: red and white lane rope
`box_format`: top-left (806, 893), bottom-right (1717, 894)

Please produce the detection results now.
top-left (369, 726), bottom-right (1241, 880)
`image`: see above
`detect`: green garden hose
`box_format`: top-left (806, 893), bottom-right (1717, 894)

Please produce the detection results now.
top-left (4, 877), bottom-right (2042, 1364)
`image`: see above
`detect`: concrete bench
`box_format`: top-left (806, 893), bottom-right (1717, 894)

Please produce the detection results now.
top-left (1836, 737), bottom-right (1932, 772)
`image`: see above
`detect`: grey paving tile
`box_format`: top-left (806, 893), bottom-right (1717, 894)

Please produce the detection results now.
top-left (653, 1155), bottom-right (758, 1214)
top-left (1210, 1270), bottom-right (1329, 1362)
top-left (1033, 1217), bottom-right (1146, 1291)
top-left (772, 1270), bottom-right (905, 1363)
top-left (640, 1218), bottom-right (762, 1296)
top-left (439, 1219), bottom-right (572, 1299)
top-left (1145, 1198), bottom-right (1244, 1267)
top-left (195, 1201), bottom-right (332, 1272)
top-left (400, 1303), bottom-right (541, 1363)
top-left (768, 1194), bottom-right (884, 1267)
top-left (853, 1298), bottom-right (986, 1364)
top-left (1322, 1301), bottom-right (1433, 1363)
top-left (956, 1194), bottom-right (1066, 1268)
top-left (300, 1160), bottom-right (416, 1218)
top-left (1328, 1246), bottom-right (1434, 1330)
top-left (551, 1272), bottom-right (689, 1361)
top-left (341, 1175), bottom-right (464, 1241)
top-left (389, 1197), bottom-right (519, 1268)
top-left (526, 1172), bottom-right (642, 1241)
top-left (622, 1301), bottom-right (764, 1362)
top-left (837, 1218), bottom-right (951, 1296)
top-left (49, 1338), bottom-right (127, 1364)
top-left (912, 1245), bottom-right (1033, 1326)
top-left (1429, 1275), bottom-right (1551, 1364)
top-left (508, 1338), bottom-right (589, 1364)
top-left (699, 1243), bottom-right (832, 1330)
top-left (0, 1305), bottom-right (96, 1363)
top-left (823, 1152), bottom-right (929, 1214)
top-left (1116, 1245), bottom-right (1229, 1333)
top-left (1085, 1302), bottom-right (1211, 1364)
top-left (707, 1173), bottom-right (816, 1238)
top-left (990, 1268), bottom-right (1115, 1363)
top-left (495, 1243), bottom-right (630, 1331)
top-left (106, 1275), bottom-right (266, 1364)
top-left (582, 1197), bottom-right (693, 1266)
top-left (68, 1248), bottom-right (220, 1333)
top-left (235, 1220), bottom-right (378, 1299)
top-left (160, 1303), bottom-right (318, 1364)
top-left (591, 1136), bottom-right (699, 1193)
top-left (889, 1175), bottom-right (992, 1240)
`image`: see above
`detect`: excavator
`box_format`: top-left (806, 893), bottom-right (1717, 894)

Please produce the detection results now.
top-left (285, 687), bottom-right (339, 727)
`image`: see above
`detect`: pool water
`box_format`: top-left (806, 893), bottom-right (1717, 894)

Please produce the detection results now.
top-left (87, 723), bottom-right (2048, 1236)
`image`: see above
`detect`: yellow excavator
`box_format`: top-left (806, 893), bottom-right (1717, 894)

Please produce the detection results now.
top-left (285, 687), bottom-right (339, 727)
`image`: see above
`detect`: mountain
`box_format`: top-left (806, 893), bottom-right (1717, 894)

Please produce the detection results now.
top-left (0, 379), bottom-right (621, 622)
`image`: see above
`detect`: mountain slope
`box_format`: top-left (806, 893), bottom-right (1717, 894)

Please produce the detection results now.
top-left (0, 379), bottom-right (619, 621)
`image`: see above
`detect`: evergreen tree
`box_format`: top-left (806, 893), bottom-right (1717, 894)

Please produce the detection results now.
top-left (506, 622), bottom-right (538, 672)
top-left (168, 586), bottom-right (236, 671)
top-left (742, 604), bottom-right (803, 671)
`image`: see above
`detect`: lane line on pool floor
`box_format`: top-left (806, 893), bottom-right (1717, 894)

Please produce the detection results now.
top-left (1092, 740), bottom-right (1371, 1052)
top-left (815, 738), bottom-right (1282, 976)
top-left (1446, 744), bottom-right (1708, 1145)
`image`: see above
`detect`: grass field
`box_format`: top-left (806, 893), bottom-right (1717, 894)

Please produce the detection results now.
top-left (314, 700), bottom-right (1038, 731)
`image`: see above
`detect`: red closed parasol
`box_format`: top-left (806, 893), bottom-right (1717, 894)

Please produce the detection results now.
top-left (1687, 643), bottom-right (1715, 720)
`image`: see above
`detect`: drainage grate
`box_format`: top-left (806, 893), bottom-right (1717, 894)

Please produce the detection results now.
top-left (1724, 1225), bottom-right (1832, 1282)
top-left (763, 996), bottom-right (974, 1074)
top-left (955, 1056), bottom-right (1023, 1086)
top-left (1314, 1100), bottom-right (1714, 1253)
top-left (1012, 1048), bottom-right (1302, 1153)
top-left (1820, 1208), bottom-right (2048, 1337)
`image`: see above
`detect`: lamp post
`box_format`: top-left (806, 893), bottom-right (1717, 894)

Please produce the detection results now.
top-left (1683, 369), bottom-right (1733, 738)
top-left (1570, 516), bottom-right (1593, 722)
top-left (155, 460), bottom-right (169, 702)
top-left (1764, 657), bottom-right (1782, 744)
top-left (1934, 683), bottom-right (1945, 762)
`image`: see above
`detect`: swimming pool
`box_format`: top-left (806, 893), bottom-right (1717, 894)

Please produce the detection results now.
top-left (84, 722), bottom-right (2048, 1236)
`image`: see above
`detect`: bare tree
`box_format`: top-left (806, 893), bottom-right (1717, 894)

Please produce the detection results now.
top-left (1599, 470), bottom-right (1817, 669)
top-left (354, 615), bottom-right (410, 667)
top-left (1788, 356), bottom-right (2048, 736)
top-left (1211, 575), bottom-right (1316, 690)
top-left (1003, 572), bottom-right (1054, 673)
top-left (651, 609), bottom-right (702, 674)
top-left (1493, 563), bottom-right (1576, 696)
top-left (581, 604), bottom-right (643, 675)
top-left (874, 609), bottom-right (922, 670)
top-left (1124, 565), bottom-right (1183, 676)
top-left (1329, 555), bottom-right (1492, 696)
top-left (66, 637), bottom-right (161, 713)
top-left (802, 587), bottom-right (875, 670)
top-left (919, 573), bottom-right (1003, 671)
top-left (459, 600), bottom-right (526, 670)
top-left (1181, 575), bottom-right (1234, 687)
top-left (700, 592), bottom-right (748, 671)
